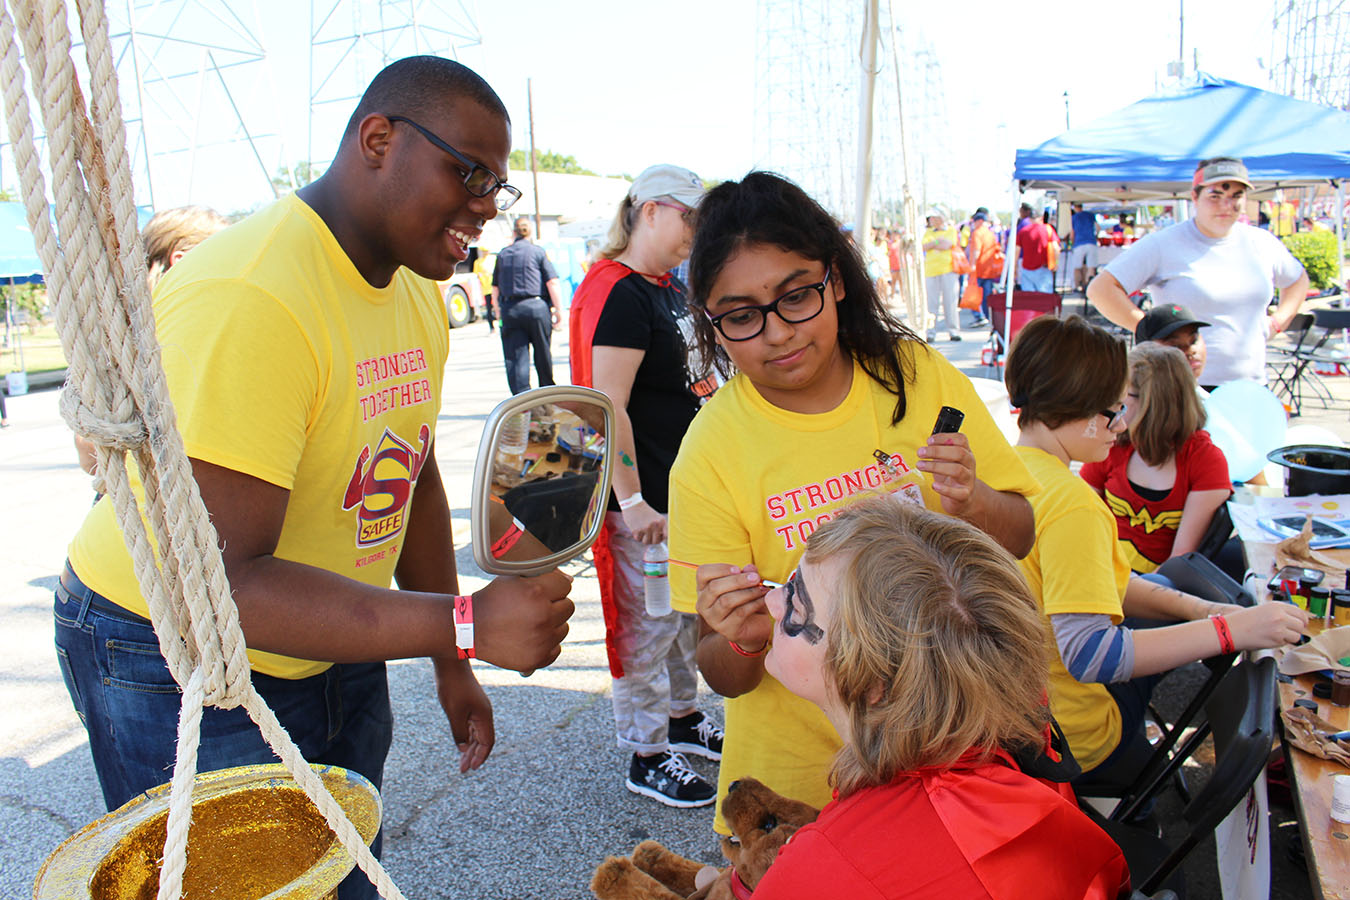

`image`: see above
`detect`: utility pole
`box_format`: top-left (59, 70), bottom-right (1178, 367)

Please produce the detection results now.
top-left (527, 78), bottom-right (542, 238)
top-left (854, 0), bottom-right (879, 250)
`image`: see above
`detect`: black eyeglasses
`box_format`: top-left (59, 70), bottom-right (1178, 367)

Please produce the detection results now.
top-left (705, 266), bottom-right (831, 342)
top-left (387, 115), bottom-right (522, 211)
top-left (1099, 404), bottom-right (1129, 430)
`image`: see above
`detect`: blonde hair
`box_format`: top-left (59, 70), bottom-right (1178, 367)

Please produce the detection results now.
top-left (600, 194), bottom-right (640, 259)
top-left (802, 497), bottom-right (1050, 797)
top-left (143, 205), bottom-right (228, 289)
top-left (1125, 342), bottom-right (1206, 467)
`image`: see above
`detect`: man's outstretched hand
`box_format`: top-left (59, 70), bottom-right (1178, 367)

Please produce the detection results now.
top-left (472, 569), bottom-right (575, 672)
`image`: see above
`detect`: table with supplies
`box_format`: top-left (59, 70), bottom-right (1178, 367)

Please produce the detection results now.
top-left (1243, 534), bottom-right (1350, 900)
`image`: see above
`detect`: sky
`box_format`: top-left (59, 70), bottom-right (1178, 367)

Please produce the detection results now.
top-left (0, 0), bottom-right (1294, 216)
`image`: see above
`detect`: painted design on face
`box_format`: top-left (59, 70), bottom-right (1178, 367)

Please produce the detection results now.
top-left (619, 451), bottom-right (635, 468)
top-left (780, 567), bottom-right (824, 645)
top-left (1082, 418), bottom-right (1099, 439)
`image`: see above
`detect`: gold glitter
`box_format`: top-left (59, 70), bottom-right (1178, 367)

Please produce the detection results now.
top-left (34, 764), bottom-right (381, 900)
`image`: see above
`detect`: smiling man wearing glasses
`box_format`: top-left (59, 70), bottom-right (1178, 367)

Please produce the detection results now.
top-left (54, 57), bottom-right (573, 900)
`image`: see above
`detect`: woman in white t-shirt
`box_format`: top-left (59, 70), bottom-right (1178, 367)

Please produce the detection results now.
top-left (1086, 157), bottom-right (1308, 389)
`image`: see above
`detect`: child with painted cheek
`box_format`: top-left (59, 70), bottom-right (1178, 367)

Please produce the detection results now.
top-left (1007, 314), bottom-right (1308, 796)
top-left (748, 496), bottom-right (1131, 900)
top-left (666, 172), bottom-right (1042, 831)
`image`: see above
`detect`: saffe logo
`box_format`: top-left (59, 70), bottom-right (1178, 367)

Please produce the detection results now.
top-left (343, 425), bottom-right (430, 547)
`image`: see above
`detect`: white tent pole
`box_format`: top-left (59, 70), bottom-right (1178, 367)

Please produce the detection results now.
top-left (1002, 179), bottom-right (1020, 366)
top-left (854, 0), bottom-right (879, 252)
top-left (1337, 180), bottom-right (1346, 288)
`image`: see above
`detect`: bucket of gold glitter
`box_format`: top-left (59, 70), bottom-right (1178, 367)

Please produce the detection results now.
top-left (32, 763), bottom-right (381, 900)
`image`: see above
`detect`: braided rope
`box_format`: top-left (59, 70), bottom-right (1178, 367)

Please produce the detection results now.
top-left (0, 2), bottom-right (406, 897)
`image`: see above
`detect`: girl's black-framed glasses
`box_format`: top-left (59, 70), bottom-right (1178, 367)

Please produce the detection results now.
top-left (705, 266), bottom-right (831, 342)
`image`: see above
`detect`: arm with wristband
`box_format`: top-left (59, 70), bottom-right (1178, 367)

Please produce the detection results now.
top-left (591, 344), bottom-right (665, 544)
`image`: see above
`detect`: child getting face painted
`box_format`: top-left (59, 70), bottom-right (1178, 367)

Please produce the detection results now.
top-left (752, 496), bottom-right (1130, 900)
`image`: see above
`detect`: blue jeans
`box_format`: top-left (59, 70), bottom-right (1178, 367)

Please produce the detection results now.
top-left (53, 564), bottom-right (392, 900)
top-left (977, 277), bottom-right (998, 320)
top-left (499, 297), bottom-right (555, 394)
top-left (1017, 264), bottom-right (1054, 293)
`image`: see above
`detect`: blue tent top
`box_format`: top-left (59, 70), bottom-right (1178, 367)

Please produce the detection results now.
top-left (1014, 74), bottom-right (1350, 200)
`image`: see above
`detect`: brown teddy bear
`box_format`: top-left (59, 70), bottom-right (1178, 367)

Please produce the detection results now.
top-left (591, 777), bottom-right (820, 900)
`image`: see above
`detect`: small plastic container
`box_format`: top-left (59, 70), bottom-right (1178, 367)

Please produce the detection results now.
top-left (1310, 585), bottom-right (1331, 617)
top-left (1333, 671), bottom-right (1350, 708)
top-left (1335, 591), bottom-right (1350, 628)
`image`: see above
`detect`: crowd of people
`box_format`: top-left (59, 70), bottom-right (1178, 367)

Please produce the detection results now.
top-left (50, 55), bottom-right (1324, 900)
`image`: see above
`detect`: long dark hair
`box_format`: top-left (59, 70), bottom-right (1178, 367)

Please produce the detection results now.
top-left (687, 171), bottom-right (919, 424)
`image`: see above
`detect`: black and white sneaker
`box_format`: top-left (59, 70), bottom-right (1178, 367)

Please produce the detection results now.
top-left (626, 751), bottom-right (716, 808)
top-left (668, 711), bottom-right (724, 761)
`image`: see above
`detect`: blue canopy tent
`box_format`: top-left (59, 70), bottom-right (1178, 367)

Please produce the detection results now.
top-left (1014, 73), bottom-right (1350, 204)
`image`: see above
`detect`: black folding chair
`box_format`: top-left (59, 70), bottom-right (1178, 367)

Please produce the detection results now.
top-left (1106, 553), bottom-right (1252, 821)
top-left (1093, 656), bottom-right (1278, 897)
top-left (1268, 308), bottom-right (1350, 416)
top-left (1266, 312), bottom-right (1317, 413)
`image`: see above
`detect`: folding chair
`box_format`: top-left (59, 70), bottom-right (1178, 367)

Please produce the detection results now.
top-left (1099, 553), bottom-right (1253, 822)
top-left (1268, 308), bottom-right (1350, 416)
top-left (1092, 656), bottom-right (1277, 898)
top-left (982, 291), bottom-right (1062, 375)
top-left (1266, 312), bottom-right (1316, 410)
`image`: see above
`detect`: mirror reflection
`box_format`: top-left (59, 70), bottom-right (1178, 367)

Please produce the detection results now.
top-left (488, 401), bottom-right (607, 558)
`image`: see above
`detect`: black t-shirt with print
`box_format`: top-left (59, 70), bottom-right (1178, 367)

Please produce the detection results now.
top-left (590, 272), bottom-right (702, 514)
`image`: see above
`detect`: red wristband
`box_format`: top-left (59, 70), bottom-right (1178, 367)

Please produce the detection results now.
top-left (490, 518), bottom-right (525, 559)
top-left (1210, 614), bottom-right (1236, 655)
top-left (729, 639), bottom-right (767, 658)
top-left (453, 594), bottom-right (475, 660)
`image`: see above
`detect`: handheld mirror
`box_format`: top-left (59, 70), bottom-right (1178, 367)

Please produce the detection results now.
top-left (471, 386), bottom-right (615, 576)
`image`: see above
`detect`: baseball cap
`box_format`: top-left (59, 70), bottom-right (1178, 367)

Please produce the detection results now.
top-left (629, 164), bottom-right (704, 208)
top-left (1135, 304), bottom-right (1210, 343)
top-left (1192, 158), bottom-right (1253, 191)
top-left (971, 211), bottom-right (988, 222)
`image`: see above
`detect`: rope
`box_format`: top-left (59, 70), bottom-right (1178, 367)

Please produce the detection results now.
top-left (0, 3), bottom-right (406, 897)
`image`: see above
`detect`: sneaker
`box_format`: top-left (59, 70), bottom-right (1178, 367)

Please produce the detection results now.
top-left (626, 751), bottom-right (716, 808)
top-left (948, 333), bottom-right (963, 342)
top-left (668, 711), bottom-right (724, 760)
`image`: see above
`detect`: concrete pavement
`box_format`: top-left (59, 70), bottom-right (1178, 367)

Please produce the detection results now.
top-left (3, 303), bottom-right (1348, 899)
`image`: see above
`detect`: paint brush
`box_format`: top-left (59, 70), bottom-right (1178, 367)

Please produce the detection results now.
top-left (668, 557), bottom-right (781, 588)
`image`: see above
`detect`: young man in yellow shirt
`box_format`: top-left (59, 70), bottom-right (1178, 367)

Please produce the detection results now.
top-left (54, 57), bottom-right (572, 900)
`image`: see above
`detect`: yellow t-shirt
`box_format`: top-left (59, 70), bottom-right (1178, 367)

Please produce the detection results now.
top-left (669, 346), bottom-right (1040, 832)
top-left (68, 194), bottom-right (449, 679)
top-left (1015, 446), bottom-right (1131, 772)
top-left (922, 227), bottom-right (958, 278)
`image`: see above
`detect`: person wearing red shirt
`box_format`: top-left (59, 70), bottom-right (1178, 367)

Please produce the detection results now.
top-left (752, 497), bottom-right (1130, 900)
top-left (1015, 202), bottom-right (1054, 293)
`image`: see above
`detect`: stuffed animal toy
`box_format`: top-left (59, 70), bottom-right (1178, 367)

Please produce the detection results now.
top-left (591, 777), bottom-right (820, 900)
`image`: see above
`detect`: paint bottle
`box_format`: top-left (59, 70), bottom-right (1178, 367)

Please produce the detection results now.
top-left (1310, 585), bottom-right (1331, 618)
top-left (1332, 671), bottom-right (1350, 708)
top-left (1335, 591), bottom-right (1350, 628)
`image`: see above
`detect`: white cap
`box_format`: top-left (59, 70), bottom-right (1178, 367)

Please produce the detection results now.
top-left (629, 164), bottom-right (705, 208)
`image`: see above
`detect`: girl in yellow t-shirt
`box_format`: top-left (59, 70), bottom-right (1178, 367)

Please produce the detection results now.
top-left (1005, 314), bottom-right (1308, 791)
top-left (667, 171), bottom-right (1040, 830)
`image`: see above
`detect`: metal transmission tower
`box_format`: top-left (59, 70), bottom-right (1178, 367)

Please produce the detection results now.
top-left (28, 1), bottom-right (281, 210)
top-left (753, 0), bottom-right (948, 225)
top-left (1270, 0), bottom-right (1350, 110)
top-left (307, 0), bottom-right (484, 171)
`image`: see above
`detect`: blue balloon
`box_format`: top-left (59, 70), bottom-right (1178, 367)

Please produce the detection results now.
top-left (1202, 382), bottom-right (1288, 481)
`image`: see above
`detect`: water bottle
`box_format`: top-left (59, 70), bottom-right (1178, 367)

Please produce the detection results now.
top-left (498, 410), bottom-right (531, 471)
top-left (643, 542), bottom-right (672, 617)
